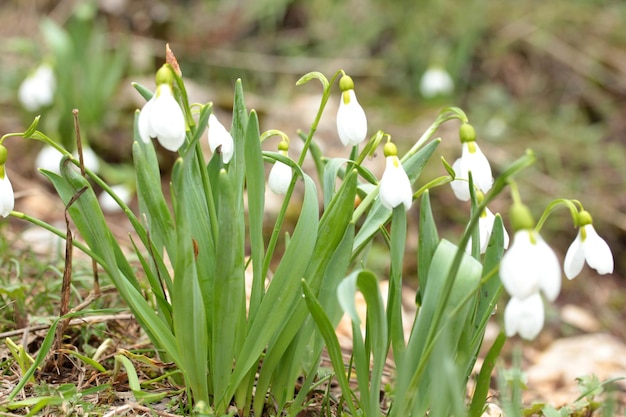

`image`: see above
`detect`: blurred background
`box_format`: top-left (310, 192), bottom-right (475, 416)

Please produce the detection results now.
top-left (0, 0), bottom-right (624, 340)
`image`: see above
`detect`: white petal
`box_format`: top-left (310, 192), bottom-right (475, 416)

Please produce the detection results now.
top-left (478, 208), bottom-right (496, 254)
top-left (207, 114), bottom-right (234, 163)
top-left (379, 156), bottom-right (412, 210)
top-left (534, 235), bottom-right (561, 301)
top-left (138, 97), bottom-right (155, 144)
top-left (462, 142), bottom-right (493, 193)
top-left (150, 84), bottom-right (186, 151)
top-left (0, 174), bottom-right (15, 217)
top-left (268, 159), bottom-right (292, 195)
top-left (500, 230), bottom-right (540, 299)
top-left (564, 230), bottom-right (585, 280)
top-left (336, 90), bottom-right (367, 147)
top-left (582, 225), bottom-right (614, 275)
top-left (504, 293), bottom-right (545, 340)
top-left (450, 158), bottom-right (470, 201)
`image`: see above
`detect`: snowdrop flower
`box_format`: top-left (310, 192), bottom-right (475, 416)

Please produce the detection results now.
top-left (138, 65), bottom-right (186, 152)
top-left (268, 142), bottom-right (292, 195)
top-left (419, 66), bottom-right (454, 98)
top-left (99, 184), bottom-right (133, 213)
top-left (0, 146), bottom-right (14, 218)
top-left (501, 229), bottom-right (561, 301)
top-left (450, 123), bottom-right (493, 201)
top-left (0, 170), bottom-right (14, 218)
top-left (379, 142), bottom-right (412, 210)
top-left (336, 74), bottom-right (367, 147)
top-left (466, 207), bottom-right (510, 254)
top-left (501, 196), bottom-right (561, 301)
top-left (18, 64), bottom-right (56, 111)
top-left (504, 293), bottom-right (545, 340)
top-left (564, 211), bottom-right (613, 279)
top-left (207, 114), bottom-right (234, 164)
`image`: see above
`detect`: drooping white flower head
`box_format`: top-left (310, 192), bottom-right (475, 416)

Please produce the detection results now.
top-left (379, 142), bottom-right (412, 210)
top-left (419, 66), bottom-right (454, 98)
top-left (504, 293), bottom-right (545, 340)
top-left (465, 207), bottom-right (510, 255)
top-left (18, 63), bottom-right (56, 112)
top-left (207, 114), bottom-right (234, 164)
top-left (336, 74), bottom-right (367, 147)
top-left (564, 211), bottom-right (614, 279)
top-left (138, 66), bottom-right (186, 152)
top-left (450, 124), bottom-right (493, 201)
top-left (500, 229), bottom-right (561, 302)
top-left (268, 148), bottom-right (292, 195)
top-left (0, 146), bottom-right (14, 218)
top-left (99, 184), bottom-right (134, 213)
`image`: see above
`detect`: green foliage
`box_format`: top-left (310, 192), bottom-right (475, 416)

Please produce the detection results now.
top-left (2, 48), bottom-right (615, 415)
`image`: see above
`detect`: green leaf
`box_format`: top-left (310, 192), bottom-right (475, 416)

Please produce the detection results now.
top-left (302, 279), bottom-right (359, 417)
top-left (225, 171), bottom-right (319, 404)
top-left (171, 156), bottom-right (210, 405)
top-left (337, 269), bottom-right (387, 416)
top-left (212, 169), bottom-right (246, 413)
top-left (244, 111), bottom-right (265, 317)
top-left (468, 332), bottom-right (506, 417)
top-left (417, 190), bottom-right (439, 305)
top-left (132, 82), bottom-right (154, 101)
top-left (392, 239), bottom-right (482, 417)
top-left (388, 205), bottom-right (407, 362)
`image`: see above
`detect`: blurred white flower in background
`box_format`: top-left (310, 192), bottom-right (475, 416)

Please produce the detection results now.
top-left (18, 64), bottom-right (56, 112)
top-left (419, 66), bottom-right (454, 98)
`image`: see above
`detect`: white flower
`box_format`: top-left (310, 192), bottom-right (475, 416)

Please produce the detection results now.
top-left (419, 67), bottom-right (454, 98)
top-left (35, 145), bottom-right (62, 173)
top-left (500, 230), bottom-right (561, 302)
top-left (35, 146), bottom-right (100, 174)
top-left (138, 84), bottom-right (186, 152)
top-left (379, 155), bottom-right (412, 210)
top-left (450, 141), bottom-right (493, 201)
top-left (504, 292), bottom-right (545, 340)
top-left (564, 224), bottom-right (614, 279)
top-left (0, 172), bottom-right (15, 217)
top-left (18, 64), bottom-right (56, 111)
top-left (207, 114), bottom-right (234, 163)
top-left (465, 207), bottom-right (510, 254)
top-left (268, 152), bottom-right (292, 195)
top-left (99, 184), bottom-right (133, 213)
top-left (336, 89), bottom-right (367, 147)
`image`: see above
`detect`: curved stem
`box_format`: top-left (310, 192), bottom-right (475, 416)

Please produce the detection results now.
top-left (535, 198), bottom-right (580, 232)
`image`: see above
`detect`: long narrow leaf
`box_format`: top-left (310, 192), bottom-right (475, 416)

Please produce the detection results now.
top-left (302, 280), bottom-right (359, 417)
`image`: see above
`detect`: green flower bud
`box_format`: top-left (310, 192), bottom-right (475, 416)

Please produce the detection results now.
top-left (459, 123), bottom-right (476, 143)
top-left (577, 210), bottom-right (593, 227)
top-left (383, 141), bottom-right (398, 157)
top-left (155, 64), bottom-right (175, 86)
top-left (278, 139), bottom-right (289, 151)
top-left (339, 74), bottom-right (355, 92)
top-left (509, 202), bottom-right (535, 232)
top-left (0, 145), bottom-right (7, 166)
